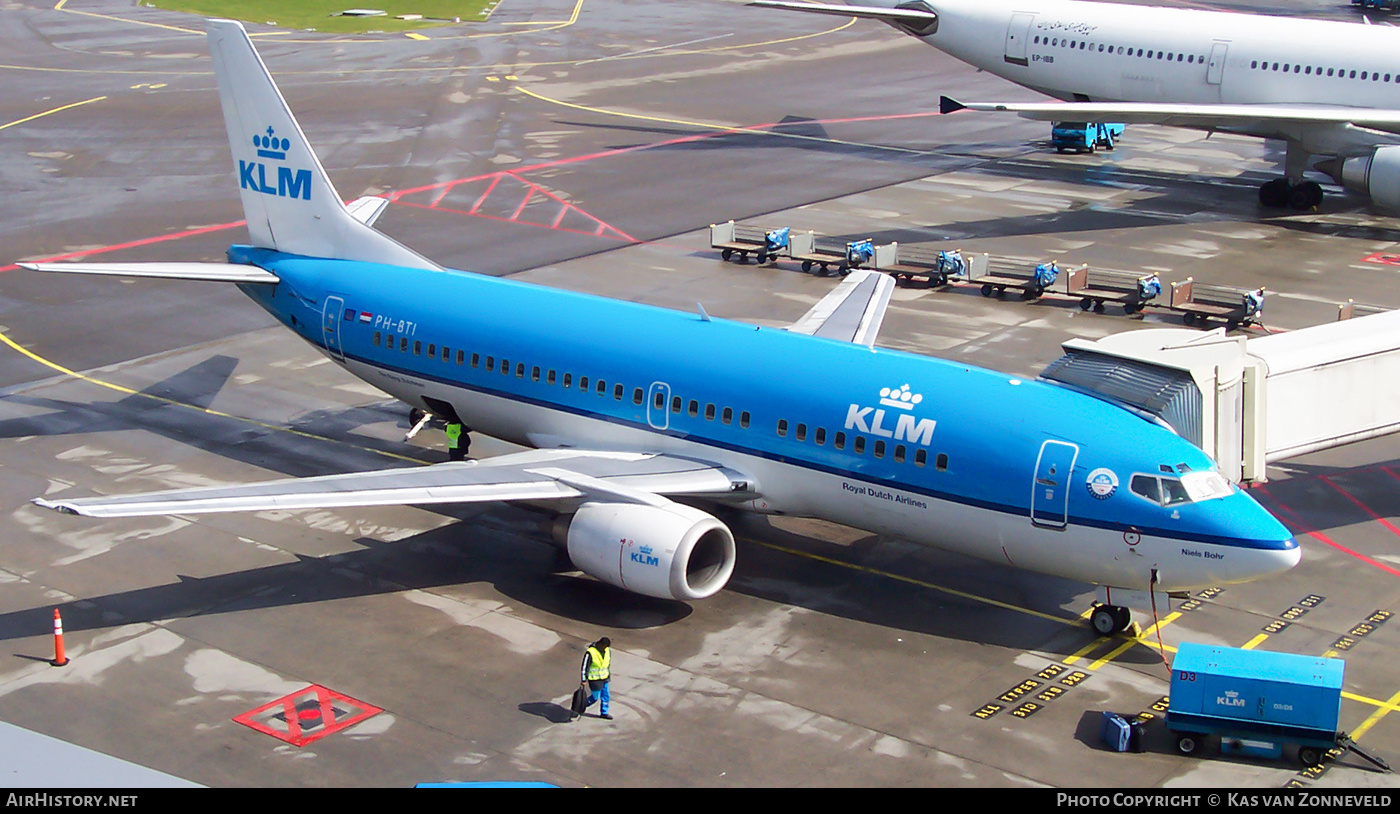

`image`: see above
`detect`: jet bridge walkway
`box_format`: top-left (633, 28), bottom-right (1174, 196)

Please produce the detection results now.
top-left (1042, 309), bottom-right (1400, 481)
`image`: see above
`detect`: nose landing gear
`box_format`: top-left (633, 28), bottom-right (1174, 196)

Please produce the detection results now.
top-left (1091, 603), bottom-right (1133, 636)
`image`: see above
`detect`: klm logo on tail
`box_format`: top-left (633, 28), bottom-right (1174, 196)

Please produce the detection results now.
top-left (239, 126), bottom-right (312, 200)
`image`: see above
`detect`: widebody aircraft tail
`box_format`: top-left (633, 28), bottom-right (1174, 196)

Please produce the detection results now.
top-left (206, 19), bottom-right (439, 270)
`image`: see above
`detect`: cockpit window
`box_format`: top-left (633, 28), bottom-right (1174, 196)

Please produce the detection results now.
top-left (1130, 470), bottom-right (1234, 507)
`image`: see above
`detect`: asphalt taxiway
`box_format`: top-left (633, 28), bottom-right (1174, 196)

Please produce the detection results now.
top-left (1, 0), bottom-right (1398, 788)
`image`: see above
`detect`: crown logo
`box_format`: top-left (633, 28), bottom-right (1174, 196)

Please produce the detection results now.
top-left (253, 126), bottom-right (289, 160)
top-left (879, 384), bottom-right (922, 410)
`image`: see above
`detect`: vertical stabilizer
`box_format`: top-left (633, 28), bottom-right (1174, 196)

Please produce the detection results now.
top-left (206, 19), bottom-right (440, 270)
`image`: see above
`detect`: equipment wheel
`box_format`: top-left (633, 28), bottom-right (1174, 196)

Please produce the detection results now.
top-left (1124, 303), bottom-right (1139, 315)
top-left (1182, 312), bottom-right (1197, 326)
top-left (1176, 734), bottom-right (1201, 756)
top-left (1079, 298), bottom-right (1093, 311)
top-left (1299, 746), bottom-right (1323, 767)
top-left (801, 260), bottom-right (813, 273)
top-left (1094, 301), bottom-right (1106, 313)
top-left (757, 252), bottom-right (768, 264)
top-left (721, 248), bottom-right (732, 261)
top-left (980, 284), bottom-right (994, 297)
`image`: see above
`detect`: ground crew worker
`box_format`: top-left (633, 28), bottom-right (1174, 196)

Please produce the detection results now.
top-left (579, 637), bottom-right (612, 720)
top-left (445, 421), bottom-right (467, 461)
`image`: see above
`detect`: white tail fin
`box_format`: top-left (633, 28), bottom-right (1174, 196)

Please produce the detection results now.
top-left (206, 19), bottom-right (439, 270)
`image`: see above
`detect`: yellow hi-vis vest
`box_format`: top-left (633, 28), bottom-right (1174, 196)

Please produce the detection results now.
top-left (586, 646), bottom-right (611, 681)
top-left (445, 423), bottom-right (463, 449)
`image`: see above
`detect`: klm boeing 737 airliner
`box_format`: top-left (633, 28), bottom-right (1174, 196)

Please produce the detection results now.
top-left (25, 20), bottom-right (1298, 636)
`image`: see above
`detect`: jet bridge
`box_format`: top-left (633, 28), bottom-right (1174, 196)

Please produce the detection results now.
top-left (1041, 309), bottom-right (1400, 482)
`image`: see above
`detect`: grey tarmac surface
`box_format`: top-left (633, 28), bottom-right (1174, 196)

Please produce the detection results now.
top-left (0, 0), bottom-right (1398, 789)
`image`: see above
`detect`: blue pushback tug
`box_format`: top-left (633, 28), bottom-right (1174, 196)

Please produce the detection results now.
top-left (1168, 643), bottom-right (1347, 767)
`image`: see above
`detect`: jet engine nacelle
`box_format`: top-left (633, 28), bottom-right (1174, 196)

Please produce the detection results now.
top-left (561, 501), bottom-right (737, 601)
top-left (1336, 146), bottom-right (1400, 211)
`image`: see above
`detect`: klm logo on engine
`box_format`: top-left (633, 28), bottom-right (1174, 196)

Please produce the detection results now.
top-left (845, 384), bottom-right (936, 445)
top-left (629, 544), bottom-right (660, 567)
top-left (239, 126), bottom-right (312, 201)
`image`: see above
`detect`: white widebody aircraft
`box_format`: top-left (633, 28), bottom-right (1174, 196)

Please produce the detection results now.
top-left (752, 0), bottom-right (1400, 211)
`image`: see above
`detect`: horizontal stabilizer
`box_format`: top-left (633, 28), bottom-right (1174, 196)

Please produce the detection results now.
top-left (939, 96), bottom-right (966, 115)
top-left (33, 449), bottom-right (753, 518)
top-left (18, 262), bottom-right (279, 284)
top-left (787, 269), bottom-right (894, 348)
top-left (748, 0), bottom-right (938, 24)
top-left (345, 196), bottom-right (390, 227)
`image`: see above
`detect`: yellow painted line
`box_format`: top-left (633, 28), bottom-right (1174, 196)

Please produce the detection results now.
top-left (53, 0), bottom-right (202, 35)
top-left (0, 96), bottom-right (106, 132)
top-left (0, 331), bottom-right (424, 465)
top-left (1241, 633), bottom-right (1269, 650)
top-left (405, 33), bottom-right (429, 41)
top-left (515, 85), bottom-right (935, 157)
top-left (748, 539), bottom-right (1080, 627)
top-left (1088, 612), bottom-right (1181, 670)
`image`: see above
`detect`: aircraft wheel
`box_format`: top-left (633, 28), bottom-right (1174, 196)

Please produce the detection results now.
top-left (1259, 178), bottom-right (1290, 208)
top-left (409, 407), bottom-right (425, 425)
top-left (1288, 181), bottom-right (1324, 211)
top-left (1091, 605), bottom-right (1124, 636)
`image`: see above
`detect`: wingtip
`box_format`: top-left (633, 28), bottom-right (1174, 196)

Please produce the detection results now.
top-left (939, 96), bottom-right (966, 115)
top-left (32, 498), bottom-right (79, 516)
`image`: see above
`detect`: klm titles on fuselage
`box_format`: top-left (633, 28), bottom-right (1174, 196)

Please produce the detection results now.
top-left (844, 384), bottom-right (937, 445)
top-left (240, 126), bottom-right (312, 200)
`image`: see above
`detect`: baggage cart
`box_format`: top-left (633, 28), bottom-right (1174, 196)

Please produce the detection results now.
top-left (968, 257), bottom-right (1061, 300)
top-left (1061, 265), bottom-right (1162, 314)
top-left (1168, 278), bottom-right (1264, 329)
top-left (871, 242), bottom-right (990, 287)
top-left (788, 231), bottom-right (856, 276)
top-left (710, 220), bottom-right (787, 264)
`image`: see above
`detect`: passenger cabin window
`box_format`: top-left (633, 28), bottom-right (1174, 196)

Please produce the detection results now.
top-left (739, 411), bottom-right (750, 428)
top-left (722, 407), bottom-right (733, 425)
top-left (633, 387), bottom-right (644, 405)
top-left (777, 419), bottom-right (788, 437)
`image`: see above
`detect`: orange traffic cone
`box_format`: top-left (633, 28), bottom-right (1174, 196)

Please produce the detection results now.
top-left (51, 608), bottom-right (68, 667)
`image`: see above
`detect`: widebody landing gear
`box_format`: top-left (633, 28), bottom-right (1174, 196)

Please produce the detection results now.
top-left (1090, 603), bottom-right (1133, 636)
top-left (1259, 178), bottom-right (1323, 211)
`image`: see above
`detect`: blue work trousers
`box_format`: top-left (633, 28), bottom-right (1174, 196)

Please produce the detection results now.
top-left (586, 681), bottom-right (610, 715)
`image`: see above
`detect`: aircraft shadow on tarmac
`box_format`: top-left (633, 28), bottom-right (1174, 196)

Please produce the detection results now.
top-left (0, 355), bottom-right (1170, 664)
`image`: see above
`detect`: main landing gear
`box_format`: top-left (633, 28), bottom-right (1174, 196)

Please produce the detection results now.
top-left (1090, 603), bottom-right (1133, 636)
top-left (1258, 178), bottom-right (1324, 211)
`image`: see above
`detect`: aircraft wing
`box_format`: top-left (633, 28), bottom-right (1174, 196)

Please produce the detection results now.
top-left (747, 0), bottom-right (939, 25)
top-left (786, 268), bottom-right (895, 348)
top-left (32, 448), bottom-right (756, 518)
top-left (941, 96), bottom-right (1400, 139)
top-left (18, 262), bottom-right (279, 284)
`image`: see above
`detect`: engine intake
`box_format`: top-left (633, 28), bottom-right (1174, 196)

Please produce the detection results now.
top-left (560, 501), bottom-right (736, 601)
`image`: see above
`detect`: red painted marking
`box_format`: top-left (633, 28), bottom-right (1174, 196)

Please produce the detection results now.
top-left (469, 174), bottom-right (503, 214)
top-left (395, 199), bottom-right (636, 242)
top-left (1320, 475), bottom-right (1400, 539)
top-left (1252, 483), bottom-right (1400, 579)
top-left (234, 685), bottom-right (382, 748)
top-left (510, 186), bottom-right (535, 221)
top-left (1361, 252), bottom-right (1400, 266)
